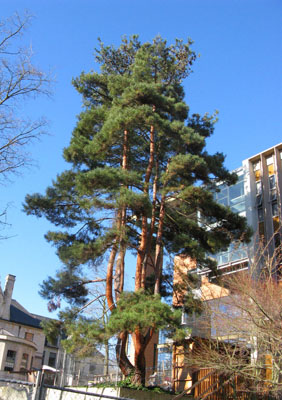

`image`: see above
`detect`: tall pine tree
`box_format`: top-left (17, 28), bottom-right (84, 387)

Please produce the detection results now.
top-left (24, 36), bottom-right (251, 385)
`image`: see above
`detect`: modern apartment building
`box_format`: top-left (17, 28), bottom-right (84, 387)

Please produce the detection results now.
top-left (158, 143), bottom-right (282, 390)
top-left (168, 144), bottom-right (282, 392)
top-left (210, 142), bottom-right (282, 276)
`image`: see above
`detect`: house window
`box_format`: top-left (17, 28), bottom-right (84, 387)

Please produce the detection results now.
top-left (20, 353), bottom-right (29, 371)
top-left (4, 350), bottom-right (16, 371)
top-left (48, 352), bottom-right (57, 368)
top-left (89, 364), bottom-right (96, 374)
top-left (25, 332), bottom-right (34, 342)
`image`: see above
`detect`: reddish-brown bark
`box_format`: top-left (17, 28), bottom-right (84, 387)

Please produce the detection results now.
top-left (106, 243), bottom-right (118, 312)
top-left (141, 157), bottom-right (159, 288)
top-left (154, 161), bottom-right (170, 294)
top-left (154, 194), bottom-right (165, 294)
top-left (132, 327), bottom-right (155, 385)
top-left (135, 115), bottom-right (155, 291)
top-left (116, 331), bottom-right (134, 377)
top-left (114, 129), bottom-right (132, 375)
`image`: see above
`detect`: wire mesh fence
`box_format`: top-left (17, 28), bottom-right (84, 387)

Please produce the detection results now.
top-left (44, 347), bottom-right (174, 390)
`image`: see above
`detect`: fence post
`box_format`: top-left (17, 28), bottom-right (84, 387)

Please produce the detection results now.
top-left (31, 371), bottom-right (41, 400)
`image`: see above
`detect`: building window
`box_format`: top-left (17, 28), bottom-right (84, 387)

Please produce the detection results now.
top-left (272, 202), bottom-right (279, 218)
top-left (48, 352), bottom-right (57, 368)
top-left (256, 193), bottom-right (263, 207)
top-left (259, 222), bottom-right (265, 238)
top-left (20, 353), bottom-right (29, 371)
top-left (89, 364), bottom-right (96, 374)
top-left (4, 350), bottom-right (16, 371)
top-left (45, 336), bottom-right (58, 347)
top-left (258, 207), bottom-right (264, 222)
top-left (256, 180), bottom-right (262, 195)
top-left (266, 155), bottom-right (274, 164)
top-left (25, 332), bottom-right (34, 342)
top-left (270, 189), bottom-right (277, 201)
top-left (269, 174), bottom-right (276, 190)
top-left (253, 161), bottom-right (261, 181)
top-left (266, 155), bottom-right (275, 175)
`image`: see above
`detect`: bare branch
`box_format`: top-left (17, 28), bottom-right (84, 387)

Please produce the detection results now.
top-left (0, 12), bottom-right (52, 183)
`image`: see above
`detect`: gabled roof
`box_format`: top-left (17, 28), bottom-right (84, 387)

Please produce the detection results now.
top-left (9, 303), bottom-right (42, 329)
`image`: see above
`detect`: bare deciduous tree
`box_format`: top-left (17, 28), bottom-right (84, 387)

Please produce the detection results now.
top-left (177, 241), bottom-right (282, 398)
top-left (0, 12), bottom-right (50, 181)
top-left (0, 12), bottom-right (51, 236)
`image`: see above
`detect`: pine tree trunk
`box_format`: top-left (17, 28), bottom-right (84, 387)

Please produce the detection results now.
top-left (154, 161), bottom-right (169, 294)
top-left (104, 340), bottom-right (109, 375)
top-left (135, 119), bottom-right (155, 290)
top-left (115, 129), bottom-right (128, 300)
top-left (115, 130), bottom-right (133, 376)
top-left (132, 327), bottom-right (155, 385)
top-left (154, 194), bottom-right (165, 294)
top-left (106, 243), bottom-right (118, 311)
top-left (132, 330), bottom-right (146, 385)
top-left (114, 245), bottom-right (125, 301)
top-left (134, 112), bottom-right (156, 385)
top-left (141, 157), bottom-right (159, 288)
top-left (116, 331), bottom-right (134, 377)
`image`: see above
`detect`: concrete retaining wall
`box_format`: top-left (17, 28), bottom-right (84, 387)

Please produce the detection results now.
top-left (0, 383), bottom-right (33, 400)
top-left (44, 386), bottom-right (177, 400)
top-left (0, 384), bottom-right (178, 400)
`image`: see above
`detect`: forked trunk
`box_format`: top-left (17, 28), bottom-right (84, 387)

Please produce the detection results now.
top-left (115, 130), bottom-right (132, 376)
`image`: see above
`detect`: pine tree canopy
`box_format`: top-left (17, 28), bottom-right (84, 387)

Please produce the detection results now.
top-left (106, 290), bottom-right (182, 335)
top-left (24, 37), bottom-right (251, 381)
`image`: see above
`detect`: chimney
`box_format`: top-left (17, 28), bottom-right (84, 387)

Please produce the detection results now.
top-left (0, 275), bottom-right (16, 320)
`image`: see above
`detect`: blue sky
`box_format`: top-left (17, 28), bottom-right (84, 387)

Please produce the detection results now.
top-left (0, 0), bottom-right (281, 317)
